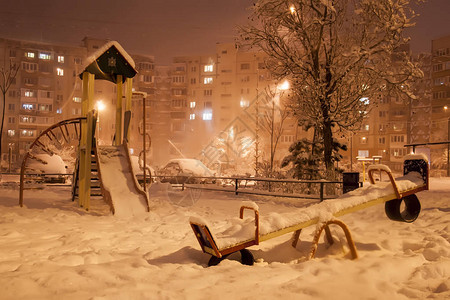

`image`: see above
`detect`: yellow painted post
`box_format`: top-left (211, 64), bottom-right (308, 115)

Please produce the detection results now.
top-left (79, 72), bottom-right (94, 209)
top-left (85, 73), bottom-right (95, 210)
top-left (84, 110), bottom-right (94, 211)
top-left (115, 75), bottom-right (123, 146)
top-left (362, 162), bottom-right (366, 182)
top-left (125, 77), bottom-right (133, 141)
top-left (126, 78), bottom-right (132, 111)
top-left (79, 72), bottom-right (89, 208)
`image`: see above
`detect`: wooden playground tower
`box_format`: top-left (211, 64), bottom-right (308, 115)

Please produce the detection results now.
top-left (77, 41), bottom-right (137, 210)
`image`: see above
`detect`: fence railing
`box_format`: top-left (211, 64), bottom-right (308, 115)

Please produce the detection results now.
top-left (1, 172), bottom-right (74, 185)
top-left (152, 175), bottom-right (360, 202)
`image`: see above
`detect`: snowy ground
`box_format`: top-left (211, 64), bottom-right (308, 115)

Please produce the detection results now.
top-left (0, 178), bottom-right (449, 300)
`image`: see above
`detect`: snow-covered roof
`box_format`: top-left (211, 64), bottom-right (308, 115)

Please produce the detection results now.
top-left (79, 40), bottom-right (137, 83)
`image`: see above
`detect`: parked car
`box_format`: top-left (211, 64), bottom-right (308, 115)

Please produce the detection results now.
top-left (158, 159), bottom-right (214, 184)
top-left (26, 154), bottom-right (68, 183)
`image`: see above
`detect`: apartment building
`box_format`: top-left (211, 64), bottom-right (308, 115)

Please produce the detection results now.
top-left (2, 35), bottom-right (446, 175)
top-left (0, 38), bottom-right (87, 169)
top-left (156, 44), bottom-right (299, 172)
top-left (348, 44), bottom-right (426, 171)
top-left (431, 35), bottom-right (450, 142)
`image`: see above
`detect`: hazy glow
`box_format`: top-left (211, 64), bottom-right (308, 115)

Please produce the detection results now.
top-left (289, 5), bottom-right (295, 14)
top-left (202, 111), bottom-right (212, 120)
top-left (278, 80), bottom-right (290, 90)
top-left (240, 99), bottom-right (250, 108)
top-left (96, 100), bottom-right (106, 111)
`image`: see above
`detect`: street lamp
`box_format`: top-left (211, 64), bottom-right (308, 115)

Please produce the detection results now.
top-left (96, 100), bottom-right (106, 112)
top-left (132, 91), bottom-right (148, 191)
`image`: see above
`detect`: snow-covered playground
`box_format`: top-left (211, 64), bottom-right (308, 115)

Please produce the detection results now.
top-left (0, 177), bottom-right (449, 300)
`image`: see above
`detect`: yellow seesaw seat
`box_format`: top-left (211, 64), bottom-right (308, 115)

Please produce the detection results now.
top-left (190, 154), bottom-right (429, 266)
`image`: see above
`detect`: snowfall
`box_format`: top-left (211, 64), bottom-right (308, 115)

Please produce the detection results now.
top-left (0, 175), bottom-right (449, 300)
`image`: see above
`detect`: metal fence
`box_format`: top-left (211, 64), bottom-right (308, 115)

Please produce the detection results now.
top-left (152, 175), bottom-right (358, 202)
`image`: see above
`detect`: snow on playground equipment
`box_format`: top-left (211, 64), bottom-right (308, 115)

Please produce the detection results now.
top-left (190, 154), bottom-right (429, 266)
top-left (73, 41), bottom-right (150, 214)
top-left (19, 117), bottom-right (85, 205)
top-left (20, 41), bottom-right (150, 215)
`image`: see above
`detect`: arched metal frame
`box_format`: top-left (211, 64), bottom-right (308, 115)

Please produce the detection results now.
top-left (19, 117), bottom-right (86, 207)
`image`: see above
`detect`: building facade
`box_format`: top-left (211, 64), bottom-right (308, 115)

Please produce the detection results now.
top-left (1, 35), bottom-right (448, 176)
top-left (0, 38), bottom-right (87, 169)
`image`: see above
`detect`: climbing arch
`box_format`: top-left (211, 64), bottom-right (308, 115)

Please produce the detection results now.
top-left (19, 117), bottom-right (85, 206)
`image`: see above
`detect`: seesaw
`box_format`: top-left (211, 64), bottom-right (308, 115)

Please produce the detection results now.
top-left (189, 154), bottom-right (429, 266)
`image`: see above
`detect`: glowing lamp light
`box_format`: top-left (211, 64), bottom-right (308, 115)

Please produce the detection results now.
top-left (96, 100), bottom-right (106, 111)
top-left (289, 5), bottom-right (296, 14)
top-left (279, 80), bottom-right (290, 90)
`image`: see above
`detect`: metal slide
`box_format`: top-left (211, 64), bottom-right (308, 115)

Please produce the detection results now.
top-left (95, 142), bottom-right (150, 216)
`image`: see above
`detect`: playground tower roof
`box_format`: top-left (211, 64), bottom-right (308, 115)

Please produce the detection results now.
top-left (79, 41), bottom-right (137, 83)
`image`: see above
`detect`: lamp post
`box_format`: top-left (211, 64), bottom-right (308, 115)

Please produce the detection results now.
top-left (133, 92), bottom-right (148, 191)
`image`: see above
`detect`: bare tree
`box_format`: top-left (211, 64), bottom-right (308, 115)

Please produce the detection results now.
top-left (0, 59), bottom-right (20, 161)
top-left (239, 0), bottom-right (422, 180)
top-left (258, 84), bottom-right (290, 176)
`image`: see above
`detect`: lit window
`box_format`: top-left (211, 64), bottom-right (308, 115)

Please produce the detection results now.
top-left (190, 101), bottom-right (196, 108)
top-left (7, 130), bottom-right (15, 137)
top-left (204, 77), bottom-right (213, 84)
top-left (25, 52), bottom-right (35, 58)
top-left (20, 130), bottom-right (35, 137)
top-left (240, 100), bottom-right (250, 108)
top-left (57, 56), bottom-right (64, 63)
top-left (204, 64), bottom-right (213, 72)
top-left (24, 90), bottom-right (36, 98)
top-left (360, 97), bottom-right (369, 105)
top-left (358, 150), bottom-right (369, 158)
top-left (20, 116), bottom-right (35, 123)
top-left (190, 113), bottom-right (196, 120)
top-left (73, 97), bottom-right (82, 103)
top-left (22, 104), bottom-right (35, 110)
top-left (39, 52), bottom-right (51, 60)
top-left (56, 108), bottom-right (62, 114)
top-left (202, 112), bottom-right (212, 120)
top-left (57, 68), bottom-right (64, 76)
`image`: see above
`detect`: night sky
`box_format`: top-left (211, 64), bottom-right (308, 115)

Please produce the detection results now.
top-left (0, 0), bottom-right (448, 64)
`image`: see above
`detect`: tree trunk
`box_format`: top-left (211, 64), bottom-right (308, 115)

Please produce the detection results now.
top-left (322, 121), bottom-right (336, 195)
